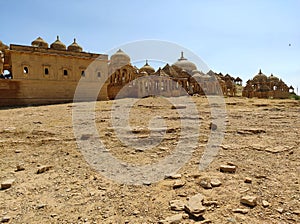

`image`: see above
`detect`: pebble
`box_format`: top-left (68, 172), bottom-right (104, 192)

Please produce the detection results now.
top-left (199, 179), bottom-right (212, 189)
top-left (276, 208), bottom-right (284, 214)
top-left (169, 200), bottom-right (185, 211)
top-left (210, 122), bottom-right (217, 131)
top-left (240, 195), bottom-right (257, 207)
top-left (0, 179), bottom-right (15, 190)
top-left (262, 200), bottom-right (269, 207)
top-left (16, 164), bottom-right (25, 172)
top-left (184, 193), bottom-right (206, 217)
top-left (244, 177), bottom-right (252, 183)
top-left (220, 165), bottom-right (236, 173)
top-left (173, 180), bottom-right (185, 189)
top-left (164, 173), bottom-right (182, 179)
top-left (210, 178), bottom-right (222, 187)
top-left (232, 208), bottom-right (249, 214)
top-left (37, 165), bottom-right (52, 174)
top-left (159, 213), bottom-right (187, 224)
top-left (1, 216), bottom-right (10, 223)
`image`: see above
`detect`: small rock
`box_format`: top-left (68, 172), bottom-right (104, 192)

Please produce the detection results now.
top-left (276, 208), bottom-right (284, 214)
top-left (169, 200), bottom-right (185, 211)
top-left (1, 179), bottom-right (15, 190)
top-left (143, 181), bottom-right (151, 186)
top-left (232, 208), bottom-right (249, 214)
top-left (184, 193), bottom-right (206, 217)
top-left (16, 164), bottom-right (25, 172)
top-left (199, 179), bottom-right (212, 189)
top-left (132, 210), bottom-right (140, 216)
top-left (203, 200), bottom-right (218, 206)
top-left (171, 105), bottom-right (186, 109)
top-left (159, 214), bottom-right (185, 224)
top-left (220, 165), bottom-right (236, 173)
top-left (173, 180), bottom-right (185, 189)
top-left (37, 204), bottom-right (47, 209)
top-left (210, 178), bottom-right (222, 187)
top-left (14, 150), bottom-right (22, 153)
top-left (1, 216), bottom-right (10, 223)
top-left (244, 177), bottom-right (252, 183)
top-left (164, 173), bottom-right (182, 179)
top-left (210, 122), bottom-right (217, 131)
top-left (240, 195), bottom-right (257, 207)
top-left (262, 200), bottom-right (269, 207)
top-left (36, 165), bottom-right (52, 174)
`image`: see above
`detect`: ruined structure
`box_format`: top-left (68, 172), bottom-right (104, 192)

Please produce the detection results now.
top-left (107, 51), bottom-right (238, 99)
top-left (242, 69), bottom-right (294, 99)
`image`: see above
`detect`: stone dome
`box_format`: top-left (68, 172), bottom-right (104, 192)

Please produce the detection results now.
top-left (67, 38), bottom-right (83, 52)
top-left (110, 49), bottom-right (130, 63)
top-left (268, 73), bottom-right (279, 82)
top-left (253, 69), bottom-right (267, 82)
top-left (50, 36), bottom-right (66, 50)
top-left (139, 60), bottom-right (155, 74)
top-left (173, 52), bottom-right (197, 73)
top-left (31, 37), bottom-right (48, 48)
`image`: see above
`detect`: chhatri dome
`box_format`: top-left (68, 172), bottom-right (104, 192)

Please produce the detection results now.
top-left (253, 69), bottom-right (268, 82)
top-left (67, 38), bottom-right (83, 52)
top-left (110, 49), bottom-right (130, 63)
top-left (139, 60), bottom-right (155, 74)
top-left (50, 36), bottom-right (66, 50)
top-left (173, 51), bottom-right (197, 73)
top-left (31, 37), bottom-right (48, 49)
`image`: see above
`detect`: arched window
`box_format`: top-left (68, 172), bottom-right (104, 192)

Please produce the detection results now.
top-left (44, 68), bottom-right (49, 75)
top-left (63, 69), bottom-right (68, 76)
top-left (23, 66), bottom-right (29, 74)
top-left (81, 70), bottom-right (85, 77)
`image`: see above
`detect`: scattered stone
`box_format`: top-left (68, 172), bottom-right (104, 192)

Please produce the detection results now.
top-left (203, 200), bottom-right (218, 206)
top-left (142, 181), bottom-right (151, 186)
top-left (210, 178), bottom-right (222, 187)
top-left (199, 179), bottom-right (212, 189)
top-left (1, 216), bottom-right (10, 223)
top-left (80, 134), bottom-right (93, 140)
top-left (159, 214), bottom-right (186, 224)
top-left (164, 173), bottom-right (182, 179)
top-left (244, 177), bottom-right (252, 184)
top-left (232, 208), bottom-right (249, 214)
top-left (276, 208), bottom-right (284, 214)
top-left (171, 105), bottom-right (186, 109)
top-left (132, 210), bottom-right (140, 216)
top-left (210, 122), bottom-right (217, 131)
top-left (173, 180), bottom-right (185, 189)
top-left (262, 200), bottom-right (269, 208)
top-left (240, 196), bottom-right (257, 207)
top-left (36, 165), bottom-right (52, 174)
top-left (237, 128), bottom-right (266, 135)
top-left (220, 165), bottom-right (236, 173)
top-left (1, 179), bottom-right (15, 190)
top-left (14, 150), bottom-right (22, 153)
top-left (169, 200), bottom-right (185, 211)
top-left (184, 193), bottom-right (206, 218)
top-left (199, 220), bottom-right (212, 224)
top-left (15, 164), bottom-right (25, 172)
top-left (37, 204), bottom-right (47, 209)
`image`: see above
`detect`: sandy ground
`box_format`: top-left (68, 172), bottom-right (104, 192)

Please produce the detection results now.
top-left (0, 96), bottom-right (299, 224)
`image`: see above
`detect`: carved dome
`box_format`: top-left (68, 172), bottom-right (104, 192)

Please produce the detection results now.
top-left (31, 37), bottom-right (48, 48)
top-left (50, 36), bottom-right (66, 50)
top-left (67, 38), bottom-right (83, 52)
top-left (139, 60), bottom-right (155, 74)
top-left (268, 73), bottom-right (279, 82)
top-left (253, 69), bottom-right (267, 82)
top-left (173, 52), bottom-right (197, 73)
top-left (110, 49), bottom-right (130, 63)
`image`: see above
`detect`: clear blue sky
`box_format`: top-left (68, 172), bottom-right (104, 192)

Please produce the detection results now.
top-left (2, 0), bottom-right (299, 92)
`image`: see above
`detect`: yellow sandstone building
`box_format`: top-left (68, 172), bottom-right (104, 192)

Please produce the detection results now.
top-left (0, 37), bottom-right (294, 106)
